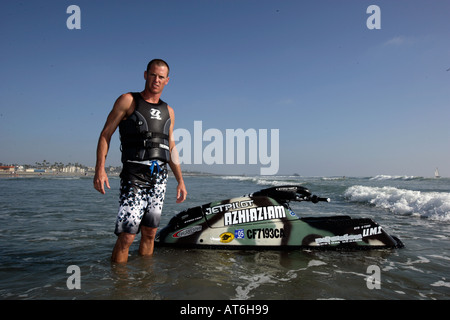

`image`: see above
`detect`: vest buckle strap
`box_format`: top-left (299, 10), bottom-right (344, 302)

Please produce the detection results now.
top-left (149, 160), bottom-right (161, 175)
top-left (142, 131), bottom-right (153, 139)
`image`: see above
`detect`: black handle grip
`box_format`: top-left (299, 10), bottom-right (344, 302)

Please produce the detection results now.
top-left (310, 195), bottom-right (331, 203)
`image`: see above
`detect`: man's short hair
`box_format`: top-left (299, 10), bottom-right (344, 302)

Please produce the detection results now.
top-left (147, 59), bottom-right (170, 76)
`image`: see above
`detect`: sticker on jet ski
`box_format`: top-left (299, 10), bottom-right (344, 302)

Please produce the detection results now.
top-left (205, 199), bottom-right (254, 215)
top-left (224, 205), bottom-right (286, 226)
top-left (246, 228), bottom-right (286, 239)
top-left (173, 225), bottom-right (202, 238)
top-left (315, 234), bottom-right (363, 246)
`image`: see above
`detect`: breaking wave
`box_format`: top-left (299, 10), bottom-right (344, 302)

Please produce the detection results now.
top-left (369, 175), bottom-right (423, 181)
top-left (219, 175), bottom-right (299, 187)
top-left (344, 185), bottom-right (450, 221)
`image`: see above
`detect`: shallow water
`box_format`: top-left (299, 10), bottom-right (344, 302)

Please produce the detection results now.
top-left (0, 174), bottom-right (449, 300)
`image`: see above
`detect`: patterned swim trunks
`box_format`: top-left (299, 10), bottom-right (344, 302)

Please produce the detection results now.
top-left (114, 161), bottom-right (168, 236)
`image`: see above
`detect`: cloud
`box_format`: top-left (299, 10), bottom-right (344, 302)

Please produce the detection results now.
top-left (277, 98), bottom-right (295, 105)
top-left (383, 36), bottom-right (415, 47)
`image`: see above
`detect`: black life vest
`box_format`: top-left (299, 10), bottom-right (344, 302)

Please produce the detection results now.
top-left (119, 92), bottom-right (171, 163)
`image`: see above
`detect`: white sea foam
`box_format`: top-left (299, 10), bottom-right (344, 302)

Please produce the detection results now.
top-left (431, 280), bottom-right (450, 288)
top-left (220, 175), bottom-right (299, 187)
top-left (307, 260), bottom-right (327, 267)
top-left (344, 185), bottom-right (450, 221)
top-left (370, 175), bottom-right (421, 181)
top-left (234, 273), bottom-right (277, 300)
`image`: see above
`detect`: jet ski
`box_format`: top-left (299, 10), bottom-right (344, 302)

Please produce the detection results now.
top-left (155, 185), bottom-right (404, 250)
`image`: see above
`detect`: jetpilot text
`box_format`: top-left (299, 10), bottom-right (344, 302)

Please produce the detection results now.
top-left (205, 200), bottom-right (254, 215)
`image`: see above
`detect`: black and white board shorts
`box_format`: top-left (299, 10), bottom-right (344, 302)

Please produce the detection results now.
top-left (114, 161), bottom-right (168, 236)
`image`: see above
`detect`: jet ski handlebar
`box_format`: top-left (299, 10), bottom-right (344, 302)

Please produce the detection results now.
top-left (249, 185), bottom-right (330, 204)
top-left (296, 195), bottom-right (331, 203)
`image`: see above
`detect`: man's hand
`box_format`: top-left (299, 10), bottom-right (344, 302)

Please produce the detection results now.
top-left (93, 169), bottom-right (110, 194)
top-left (176, 181), bottom-right (187, 203)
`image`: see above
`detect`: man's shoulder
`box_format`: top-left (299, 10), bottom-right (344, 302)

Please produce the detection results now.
top-left (118, 92), bottom-right (135, 102)
top-left (115, 92), bottom-right (135, 107)
top-left (111, 93), bottom-right (136, 117)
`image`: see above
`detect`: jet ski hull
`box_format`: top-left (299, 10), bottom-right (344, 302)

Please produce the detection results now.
top-left (155, 186), bottom-right (404, 250)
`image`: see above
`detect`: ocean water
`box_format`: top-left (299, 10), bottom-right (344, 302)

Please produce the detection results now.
top-left (0, 174), bottom-right (449, 300)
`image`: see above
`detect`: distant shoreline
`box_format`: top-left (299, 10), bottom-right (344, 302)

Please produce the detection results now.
top-left (0, 171), bottom-right (100, 178)
top-left (0, 170), bottom-right (215, 179)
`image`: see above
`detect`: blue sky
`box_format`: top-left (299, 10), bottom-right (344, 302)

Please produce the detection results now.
top-left (0, 0), bottom-right (449, 177)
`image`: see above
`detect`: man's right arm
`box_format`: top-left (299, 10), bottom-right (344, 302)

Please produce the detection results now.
top-left (93, 93), bottom-right (133, 194)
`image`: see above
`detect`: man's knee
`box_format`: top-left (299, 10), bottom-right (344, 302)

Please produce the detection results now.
top-left (117, 232), bottom-right (136, 248)
top-left (141, 226), bottom-right (157, 240)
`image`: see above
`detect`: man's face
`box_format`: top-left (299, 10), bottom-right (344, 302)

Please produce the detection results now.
top-left (144, 64), bottom-right (170, 94)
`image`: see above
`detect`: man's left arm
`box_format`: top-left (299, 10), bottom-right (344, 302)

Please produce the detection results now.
top-left (167, 106), bottom-right (187, 203)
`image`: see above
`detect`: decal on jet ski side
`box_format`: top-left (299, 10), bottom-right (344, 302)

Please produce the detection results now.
top-left (224, 206), bottom-right (286, 226)
top-left (246, 228), bottom-right (286, 239)
top-left (172, 225), bottom-right (203, 238)
top-left (205, 199), bottom-right (254, 215)
top-left (314, 234), bottom-right (363, 246)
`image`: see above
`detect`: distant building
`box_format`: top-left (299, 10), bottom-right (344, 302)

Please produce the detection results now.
top-left (62, 165), bottom-right (85, 174)
top-left (0, 166), bottom-right (15, 173)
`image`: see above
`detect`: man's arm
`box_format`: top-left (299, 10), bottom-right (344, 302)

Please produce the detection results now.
top-left (93, 93), bottom-right (133, 194)
top-left (167, 105), bottom-right (187, 203)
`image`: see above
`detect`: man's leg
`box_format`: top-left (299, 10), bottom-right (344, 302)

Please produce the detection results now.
top-left (138, 166), bottom-right (167, 257)
top-left (111, 232), bottom-right (136, 263)
top-left (139, 226), bottom-right (158, 256)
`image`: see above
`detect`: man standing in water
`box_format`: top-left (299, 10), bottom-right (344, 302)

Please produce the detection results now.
top-left (94, 59), bottom-right (187, 263)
